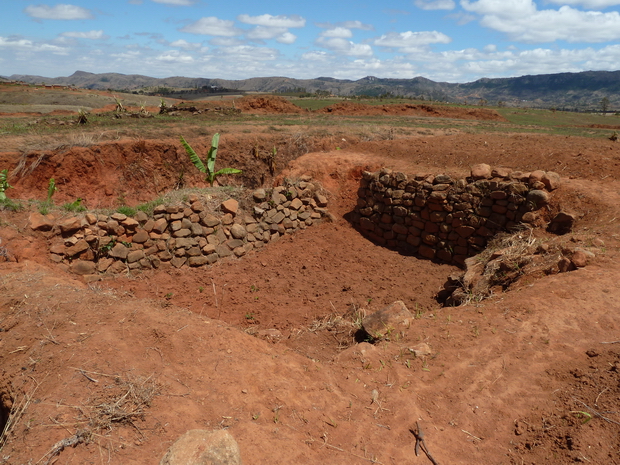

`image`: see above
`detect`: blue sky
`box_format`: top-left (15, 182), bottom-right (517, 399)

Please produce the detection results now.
top-left (1, 0), bottom-right (620, 83)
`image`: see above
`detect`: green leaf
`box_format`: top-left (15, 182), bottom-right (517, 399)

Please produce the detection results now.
top-left (206, 133), bottom-right (220, 177)
top-left (180, 136), bottom-right (205, 173)
top-left (47, 178), bottom-right (56, 202)
top-left (214, 168), bottom-right (243, 176)
top-left (0, 169), bottom-right (12, 198)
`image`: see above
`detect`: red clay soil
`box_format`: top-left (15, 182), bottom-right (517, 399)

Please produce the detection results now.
top-left (2, 124), bottom-right (620, 464)
top-left (315, 101), bottom-right (507, 121)
top-left (235, 95), bottom-right (306, 114)
top-left (176, 95), bottom-right (507, 121)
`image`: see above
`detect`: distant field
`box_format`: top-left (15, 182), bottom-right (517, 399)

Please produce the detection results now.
top-left (0, 84), bottom-right (171, 110)
top-left (497, 106), bottom-right (620, 128)
top-left (0, 104), bottom-right (86, 114)
top-left (1, 85), bottom-right (619, 145)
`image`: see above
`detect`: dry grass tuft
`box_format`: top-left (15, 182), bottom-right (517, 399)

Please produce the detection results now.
top-left (35, 372), bottom-right (161, 465)
top-left (18, 131), bottom-right (104, 155)
top-left (86, 373), bottom-right (160, 432)
top-left (0, 382), bottom-right (40, 453)
top-left (308, 313), bottom-right (350, 333)
top-left (448, 229), bottom-right (538, 306)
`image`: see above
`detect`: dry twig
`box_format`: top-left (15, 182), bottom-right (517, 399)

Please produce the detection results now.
top-left (411, 422), bottom-right (440, 465)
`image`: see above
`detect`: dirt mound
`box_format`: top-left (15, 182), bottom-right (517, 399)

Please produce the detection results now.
top-left (316, 102), bottom-right (507, 121)
top-left (235, 95), bottom-right (305, 114)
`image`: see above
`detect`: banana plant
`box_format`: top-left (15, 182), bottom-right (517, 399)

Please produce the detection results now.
top-left (180, 133), bottom-right (242, 187)
top-left (0, 169), bottom-right (12, 201)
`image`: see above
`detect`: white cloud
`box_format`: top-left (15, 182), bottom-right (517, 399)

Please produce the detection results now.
top-left (374, 31), bottom-right (452, 52)
top-left (449, 11), bottom-right (477, 25)
top-left (339, 20), bottom-right (374, 30)
top-left (236, 15), bottom-right (304, 44)
top-left (414, 0), bottom-right (456, 10)
top-left (244, 26), bottom-right (299, 44)
top-left (321, 27), bottom-right (353, 38)
top-left (396, 42), bottom-right (620, 82)
top-left (170, 39), bottom-right (201, 50)
top-left (547, 0), bottom-right (620, 7)
top-left (180, 17), bottom-right (238, 36)
top-left (109, 50), bottom-right (142, 62)
top-left (214, 45), bottom-right (280, 61)
top-left (151, 0), bottom-right (194, 4)
top-left (237, 14), bottom-right (306, 28)
top-left (316, 20), bottom-right (374, 31)
top-left (301, 51), bottom-right (329, 61)
top-left (61, 30), bottom-right (107, 40)
top-left (24, 4), bottom-right (93, 20)
top-left (460, 0), bottom-right (536, 17)
top-left (156, 51), bottom-right (194, 63)
top-left (316, 37), bottom-right (373, 57)
top-left (0, 36), bottom-right (68, 54)
top-left (277, 32), bottom-right (297, 44)
top-left (209, 37), bottom-right (244, 46)
top-left (246, 26), bottom-right (287, 40)
top-left (461, 0), bottom-right (620, 42)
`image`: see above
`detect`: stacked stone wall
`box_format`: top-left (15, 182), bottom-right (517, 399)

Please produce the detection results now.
top-left (30, 177), bottom-right (329, 278)
top-left (350, 164), bottom-right (560, 267)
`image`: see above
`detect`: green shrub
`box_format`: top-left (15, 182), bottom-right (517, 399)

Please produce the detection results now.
top-left (116, 205), bottom-right (136, 217)
top-left (63, 198), bottom-right (86, 212)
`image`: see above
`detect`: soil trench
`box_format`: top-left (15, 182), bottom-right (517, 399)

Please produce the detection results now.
top-left (1, 127), bottom-right (620, 464)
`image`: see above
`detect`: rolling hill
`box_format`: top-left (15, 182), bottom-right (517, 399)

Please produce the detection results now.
top-left (5, 69), bottom-right (619, 111)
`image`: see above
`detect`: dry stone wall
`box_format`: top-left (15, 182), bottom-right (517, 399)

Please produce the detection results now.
top-left (350, 164), bottom-right (561, 267)
top-left (30, 177), bottom-right (329, 279)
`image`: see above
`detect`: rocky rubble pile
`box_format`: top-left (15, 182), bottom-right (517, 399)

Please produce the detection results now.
top-left (29, 177), bottom-right (328, 279)
top-left (350, 163), bottom-right (562, 266)
top-left (439, 231), bottom-right (600, 306)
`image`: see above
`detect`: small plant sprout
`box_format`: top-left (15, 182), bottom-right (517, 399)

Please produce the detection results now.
top-left (571, 411), bottom-right (592, 424)
top-left (47, 178), bottom-right (56, 203)
top-left (180, 133), bottom-right (242, 187)
top-left (0, 169), bottom-right (13, 201)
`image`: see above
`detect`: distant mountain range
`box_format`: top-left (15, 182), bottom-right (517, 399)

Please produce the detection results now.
top-left (4, 70), bottom-right (620, 111)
